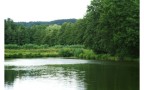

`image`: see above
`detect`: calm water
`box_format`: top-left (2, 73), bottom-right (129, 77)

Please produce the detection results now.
top-left (5, 58), bottom-right (139, 90)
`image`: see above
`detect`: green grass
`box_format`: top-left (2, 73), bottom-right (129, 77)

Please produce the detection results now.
top-left (5, 44), bottom-right (139, 61)
top-left (5, 48), bottom-right (59, 58)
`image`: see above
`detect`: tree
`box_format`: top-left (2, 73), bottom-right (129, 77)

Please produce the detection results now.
top-left (83, 0), bottom-right (139, 58)
top-left (5, 18), bottom-right (18, 44)
top-left (43, 24), bottom-right (61, 46)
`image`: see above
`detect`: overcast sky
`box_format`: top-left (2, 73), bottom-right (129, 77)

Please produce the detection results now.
top-left (3, 0), bottom-right (91, 22)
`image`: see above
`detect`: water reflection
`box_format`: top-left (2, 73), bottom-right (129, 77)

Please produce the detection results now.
top-left (5, 65), bottom-right (87, 90)
top-left (5, 58), bottom-right (139, 90)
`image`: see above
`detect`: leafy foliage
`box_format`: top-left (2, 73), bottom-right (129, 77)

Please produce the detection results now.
top-left (83, 0), bottom-right (139, 58)
top-left (5, 0), bottom-right (139, 60)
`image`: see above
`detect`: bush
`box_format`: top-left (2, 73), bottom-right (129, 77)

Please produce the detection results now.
top-left (22, 44), bottom-right (39, 49)
top-left (82, 50), bottom-right (96, 60)
top-left (39, 44), bottom-right (49, 49)
top-left (44, 53), bottom-right (59, 57)
top-left (73, 49), bottom-right (84, 57)
top-left (58, 48), bottom-right (74, 57)
top-left (53, 45), bottom-right (64, 48)
top-left (5, 44), bottom-right (20, 49)
top-left (65, 45), bottom-right (84, 48)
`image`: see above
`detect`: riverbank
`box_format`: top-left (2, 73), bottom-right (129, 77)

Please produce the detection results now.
top-left (5, 44), bottom-right (138, 61)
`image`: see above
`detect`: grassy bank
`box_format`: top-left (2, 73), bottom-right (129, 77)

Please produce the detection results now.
top-left (5, 44), bottom-right (138, 61)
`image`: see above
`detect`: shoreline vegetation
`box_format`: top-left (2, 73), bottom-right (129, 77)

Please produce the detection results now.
top-left (5, 44), bottom-right (138, 61)
top-left (5, 0), bottom-right (139, 62)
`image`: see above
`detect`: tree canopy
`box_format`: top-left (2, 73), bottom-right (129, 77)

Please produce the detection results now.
top-left (5, 0), bottom-right (139, 59)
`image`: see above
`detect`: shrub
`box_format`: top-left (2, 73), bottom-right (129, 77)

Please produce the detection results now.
top-left (5, 44), bottom-right (20, 49)
top-left (22, 44), bottom-right (39, 49)
top-left (39, 44), bottom-right (49, 49)
top-left (73, 49), bottom-right (84, 57)
top-left (66, 45), bottom-right (84, 48)
top-left (58, 48), bottom-right (74, 57)
top-left (53, 45), bottom-right (64, 48)
top-left (78, 53), bottom-right (84, 59)
top-left (44, 53), bottom-right (59, 57)
top-left (82, 50), bottom-right (96, 60)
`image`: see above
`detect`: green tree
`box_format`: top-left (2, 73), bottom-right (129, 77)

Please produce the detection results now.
top-left (5, 18), bottom-right (18, 44)
top-left (43, 24), bottom-right (61, 46)
top-left (84, 0), bottom-right (139, 58)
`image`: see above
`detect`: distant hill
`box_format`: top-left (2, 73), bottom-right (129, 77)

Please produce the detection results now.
top-left (15, 19), bottom-right (77, 27)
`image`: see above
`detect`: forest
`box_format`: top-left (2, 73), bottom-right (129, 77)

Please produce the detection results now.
top-left (15, 19), bottom-right (77, 27)
top-left (5, 0), bottom-right (139, 61)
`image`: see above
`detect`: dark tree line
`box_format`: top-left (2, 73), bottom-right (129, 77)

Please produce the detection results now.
top-left (15, 19), bottom-right (77, 27)
top-left (5, 18), bottom-right (81, 45)
top-left (5, 0), bottom-right (139, 59)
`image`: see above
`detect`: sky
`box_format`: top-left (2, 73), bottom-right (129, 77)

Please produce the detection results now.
top-left (3, 0), bottom-right (91, 22)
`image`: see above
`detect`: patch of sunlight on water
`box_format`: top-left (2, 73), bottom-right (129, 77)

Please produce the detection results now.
top-left (5, 75), bottom-right (85, 90)
top-left (5, 58), bottom-right (93, 66)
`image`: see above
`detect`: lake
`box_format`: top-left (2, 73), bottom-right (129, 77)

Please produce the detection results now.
top-left (5, 58), bottom-right (139, 90)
